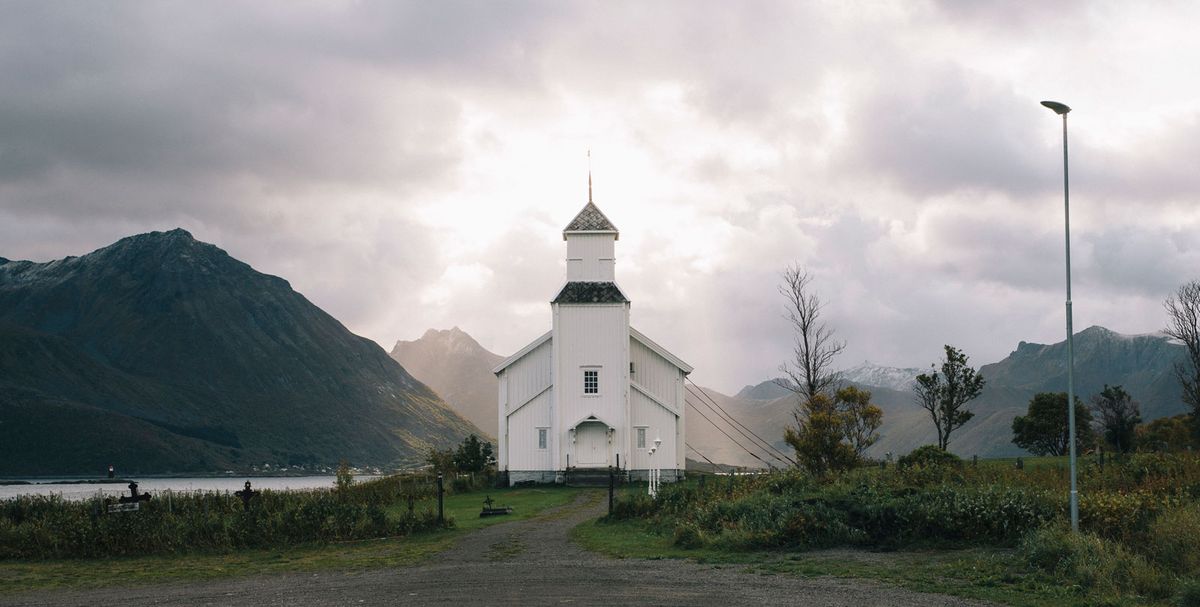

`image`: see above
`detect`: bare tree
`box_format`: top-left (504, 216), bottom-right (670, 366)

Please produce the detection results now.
top-left (1164, 279), bottom-right (1200, 437)
top-left (913, 345), bottom-right (985, 450)
top-left (776, 264), bottom-right (845, 407)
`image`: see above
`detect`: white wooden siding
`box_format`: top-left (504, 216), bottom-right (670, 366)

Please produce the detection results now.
top-left (505, 388), bottom-right (553, 471)
top-left (629, 390), bottom-right (680, 470)
top-left (555, 304), bottom-right (627, 427)
top-left (565, 234), bottom-right (616, 281)
top-left (505, 339), bottom-right (552, 412)
top-left (630, 338), bottom-right (682, 412)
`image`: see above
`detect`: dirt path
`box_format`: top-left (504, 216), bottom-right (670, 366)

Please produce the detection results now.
top-left (4, 491), bottom-right (998, 606)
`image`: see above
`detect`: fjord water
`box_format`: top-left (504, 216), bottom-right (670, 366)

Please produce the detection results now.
top-left (0, 476), bottom-right (381, 501)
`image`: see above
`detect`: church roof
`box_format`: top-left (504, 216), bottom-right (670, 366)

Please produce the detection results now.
top-left (563, 202), bottom-right (618, 236)
top-left (552, 281), bottom-right (629, 304)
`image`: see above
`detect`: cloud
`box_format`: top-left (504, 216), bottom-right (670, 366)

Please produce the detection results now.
top-left (1, 1), bottom-right (1198, 394)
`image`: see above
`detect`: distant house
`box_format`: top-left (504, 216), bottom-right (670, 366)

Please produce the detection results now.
top-left (493, 198), bottom-right (692, 484)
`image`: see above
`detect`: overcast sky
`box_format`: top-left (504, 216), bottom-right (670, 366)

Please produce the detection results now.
top-left (2, 1), bottom-right (1198, 393)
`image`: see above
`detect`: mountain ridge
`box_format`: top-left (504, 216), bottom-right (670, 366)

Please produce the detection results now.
top-left (0, 229), bottom-right (481, 475)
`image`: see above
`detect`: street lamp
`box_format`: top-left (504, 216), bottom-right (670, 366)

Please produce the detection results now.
top-left (647, 446), bottom-right (657, 497)
top-left (1041, 99), bottom-right (1079, 533)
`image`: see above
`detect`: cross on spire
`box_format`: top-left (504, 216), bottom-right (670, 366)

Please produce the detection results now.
top-left (587, 149), bottom-right (593, 203)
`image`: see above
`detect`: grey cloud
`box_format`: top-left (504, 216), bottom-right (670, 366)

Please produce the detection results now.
top-left (840, 66), bottom-right (1057, 197)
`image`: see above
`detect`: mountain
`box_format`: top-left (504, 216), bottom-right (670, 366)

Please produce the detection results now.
top-left (390, 328), bottom-right (502, 439)
top-left (694, 327), bottom-right (1188, 465)
top-left (0, 229), bottom-right (480, 475)
top-left (978, 326), bottom-right (1185, 420)
top-left (840, 361), bottom-right (924, 393)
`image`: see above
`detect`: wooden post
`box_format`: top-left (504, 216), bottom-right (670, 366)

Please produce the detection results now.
top-left (608, 466), bottom-right (614, 515)
top-left (437, 473), bottom-right (444, 525)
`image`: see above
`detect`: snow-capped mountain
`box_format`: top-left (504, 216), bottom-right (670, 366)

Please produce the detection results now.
top-left (839, 361), bottom-right (924, 392)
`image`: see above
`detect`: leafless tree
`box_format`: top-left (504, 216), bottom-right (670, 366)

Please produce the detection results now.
top-left (1164, 279), bottom-right (1200, 437)
top-left (776, 264), bottom-right (845, 410)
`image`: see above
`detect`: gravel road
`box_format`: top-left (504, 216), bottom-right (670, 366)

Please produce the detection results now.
top-left (4, 491), bottom-right (998, 606)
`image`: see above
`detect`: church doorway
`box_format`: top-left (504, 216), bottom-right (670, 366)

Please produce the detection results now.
top-left (573, 421), bottom-right (609, 467)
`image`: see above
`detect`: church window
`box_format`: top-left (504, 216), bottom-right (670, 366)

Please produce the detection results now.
top-left (583, 369), bottom-right (599, 394)
top-left (537, 428), bottom-right (548, 450)
top-left (636, 427), bottom-right (647, 449)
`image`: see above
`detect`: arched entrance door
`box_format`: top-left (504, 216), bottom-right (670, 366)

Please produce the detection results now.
top-left (573, 420), bottom-right (610, 467)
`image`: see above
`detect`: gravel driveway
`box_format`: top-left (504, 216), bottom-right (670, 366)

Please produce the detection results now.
top-left (4, 491), bottom-right (998, 606)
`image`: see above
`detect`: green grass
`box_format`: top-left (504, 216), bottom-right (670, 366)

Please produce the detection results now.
top-left (0, 485), bottom-right (581, 594)
top-left (571, 516), bottom-right (1174, 607)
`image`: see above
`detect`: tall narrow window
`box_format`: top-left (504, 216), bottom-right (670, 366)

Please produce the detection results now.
top-left (583, 369), bottom-right (599, 394)
top-left (636, 427), bottom-right (646, 449)
top-left (537, 428), bottom-right (548, 450)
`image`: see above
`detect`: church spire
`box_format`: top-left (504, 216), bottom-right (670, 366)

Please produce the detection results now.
top-left (587, 149), bottom-right (593, 204)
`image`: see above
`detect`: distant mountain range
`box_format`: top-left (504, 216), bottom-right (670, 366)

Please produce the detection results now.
top-left (0, 229), bottom-right (480, 476)
top-left (393, 325), bottom-right (1188, 468)
top-left (390, 328), bottom-right (501, 439)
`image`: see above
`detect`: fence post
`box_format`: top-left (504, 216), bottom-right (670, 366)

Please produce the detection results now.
top-left (437, 472), bottom-right (444, 525)
top-left (608, 466), bottom-right (614, 515)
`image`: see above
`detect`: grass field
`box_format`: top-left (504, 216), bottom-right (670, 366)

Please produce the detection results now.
top-left (0, 485), bottom-right (580, 594)
top-left (571, 515), bottom-right (1138, 607)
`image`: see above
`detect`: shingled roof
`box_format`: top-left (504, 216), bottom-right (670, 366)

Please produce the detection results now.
top-left (552, 281), bottom-right (629, 304)
top-left (563, 202), bottom-right (618, 234)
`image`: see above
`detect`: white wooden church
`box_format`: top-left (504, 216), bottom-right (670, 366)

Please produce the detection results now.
top-left (493, 195), bottom-right (692, 485)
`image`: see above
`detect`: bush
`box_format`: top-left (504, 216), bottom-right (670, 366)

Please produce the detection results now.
top-left (1021, 525), bottom-right (1172, 599)
top-left (1146, 503), bottom-right (1200, 575)
top-left (1177, 579), bottom-right (1200, 607)
top-left (898, 445), bottom-right (962, 469)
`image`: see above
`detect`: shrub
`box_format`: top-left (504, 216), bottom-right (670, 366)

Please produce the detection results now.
top-left (672, 523), bottom-right (705, 549)
top-left (1021, 526), bottom-right (1172, 599)
top-left (1146, 503), bottom-right (1200, 575)
top-left (898, 445), bottom-right (962, 469)
top-left (1177, 579), bottom-right (1200, 607)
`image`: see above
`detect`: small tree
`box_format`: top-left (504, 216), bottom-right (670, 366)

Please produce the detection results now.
top-left (1012, 392), bottom-right (1096, 456)
top-left (1164, 280), bottom-right (1200, 439)
top-left (913, 345), bottom-right (985, 450)
top-left (1136, 414), bottom-right (1198, 452)
top-left (775, 264), bottom-right (852, 473)
top-left (425, 446), bottom-right (456, 475)
top-left (452, 434), bottom-right (494, 473)
top-left (335, 460), bottom-right (354, 494)
top-left (835, 386), bottom-right (883, 459)
top-left (783, 393), bottom-right (857, 476)
top-left (1090, 384), bottom-right (1141, 453)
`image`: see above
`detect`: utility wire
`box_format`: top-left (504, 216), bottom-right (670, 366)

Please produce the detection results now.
top-left (684, 386), bottom-right (788, 467)
top-left (685, 378), bottom-right (795, 465)
top-left (684, 395), bottom-right (770, 466)
top-left (684, 381), bottom-right (796, 467)
top-left (687, 379), bottom-right (796, 467)
top-left (685, 441), bottom-right (720, 470)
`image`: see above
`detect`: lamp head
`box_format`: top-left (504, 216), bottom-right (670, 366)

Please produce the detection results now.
top-left (654, 437), bottom-right (662, 449)
top-left (1040, 100), bottom-right (1071, 115)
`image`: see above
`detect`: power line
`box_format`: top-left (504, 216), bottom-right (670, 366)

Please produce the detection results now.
top-left (688, 379), bottom-right (796, 467)
top-left (684, 394), bottom-right (771, 467)
top-left (684, 387), bottom-right (787, 467)
top-left (685, 441), bottom-right (720, 470)
top-left (684, 381), bottom-right (796, 467)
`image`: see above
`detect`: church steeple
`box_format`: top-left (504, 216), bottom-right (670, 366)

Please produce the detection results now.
top-left (563, 201), bottom-right (618, 240)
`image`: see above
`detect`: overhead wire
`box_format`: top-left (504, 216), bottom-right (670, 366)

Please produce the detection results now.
top-left (683, 394), bottom-right (771, 466)
top-left (684, 380), bottom-right (796, 467)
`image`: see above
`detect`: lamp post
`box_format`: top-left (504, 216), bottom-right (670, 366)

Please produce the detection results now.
top-left (654, 437), bottom-right (662, 492)
top-left (1041, 99), bottom-right (1079, 533)
top-left (647, 446), bottom-right (657, 497)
